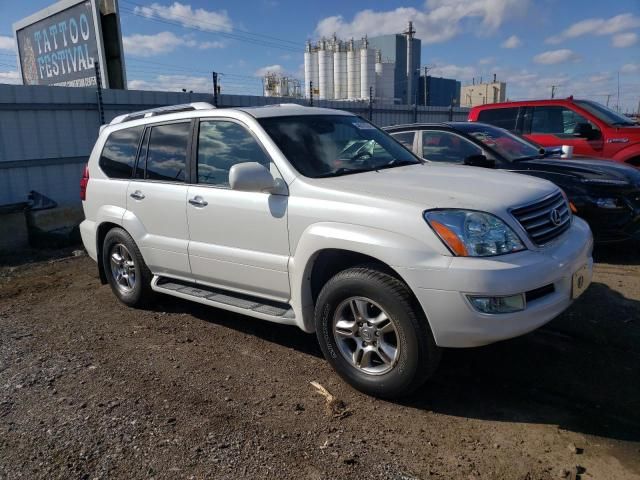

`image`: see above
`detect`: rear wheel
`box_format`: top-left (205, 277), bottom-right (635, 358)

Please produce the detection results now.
top-left (102, 228), bottom-right (153, 307)
top-left (314, 267), bottom-right (441, 398)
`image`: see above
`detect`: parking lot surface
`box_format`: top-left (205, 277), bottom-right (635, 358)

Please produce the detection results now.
top-left (1, 248), bottom-right (639, 479)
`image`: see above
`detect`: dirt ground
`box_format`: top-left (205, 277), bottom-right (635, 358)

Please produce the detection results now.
top-left (0, 246), bottom-right (639, 480)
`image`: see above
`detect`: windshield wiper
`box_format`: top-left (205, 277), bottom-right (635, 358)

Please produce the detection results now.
top-left (377, 159), bottom-right (421, 170)
top-left (610, 121), bottom-right (636, 126)
top-left (316, 167), bottom-right (375, 178)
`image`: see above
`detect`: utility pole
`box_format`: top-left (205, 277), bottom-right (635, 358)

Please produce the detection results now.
top-left (94, 61), bottom-right (105, 125)
top-left (212, 72), bottom-right (218, 107)
top-left (309, 81), bottom-right (313, 106)
top-left (606, 94), bottom-right (611, 107)
top-left (368, 86), bottom-right (373, 121)
top-left (551, 85), bottom-right (557, 99)
top-left (616, 70), bottom-right (620, 112)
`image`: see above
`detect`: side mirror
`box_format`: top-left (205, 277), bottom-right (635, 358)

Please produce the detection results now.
top-left (464, 154), bottom-right (496, 168)
top-left (229, 162), bottom-right (275, 193)
top-left (573, 123), bottom-right (600, 140)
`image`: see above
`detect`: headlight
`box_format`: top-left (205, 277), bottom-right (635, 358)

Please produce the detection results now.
top-left (424, 210), bottom-right (525, 256)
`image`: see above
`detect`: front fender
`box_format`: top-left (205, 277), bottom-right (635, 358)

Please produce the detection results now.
top-left (289, 222), bottom-right (451, 332)
top-left (612, 143), bottom-right (640, 165)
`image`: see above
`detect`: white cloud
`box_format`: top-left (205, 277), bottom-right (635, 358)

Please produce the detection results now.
top-left (314, 0), bottom-right (529, 44)
top-left (0, 35), bottom-right (15, 51)
top-left (612, 32), bottom-right (637, 48)
top-left (546, 13), bottom-right (640, 44)
top-left (588, 73), bottom-right (611, 83)
top-left (254, 64), bottom-right (284, 76)
top-left (478, 57), bottom-right (495, 65)
top-left (431, 64), bottom-right (476, 80)
top-left (128, 74), bottom-right (210, 92)
top-left (0, 70), bottom-right (20, 84)
top-left (501, 35), bottom-right (521, 48)
top-left (533, 49), bottom-right (580, 65)
top-left (134, 2), bottom-right (232, 32)
top-left (122, 32), bottom-right (222, 56)
top-left (621, 63), bottom-right (639, 74)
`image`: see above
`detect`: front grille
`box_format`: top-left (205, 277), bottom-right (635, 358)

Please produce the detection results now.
top-left (511, 191), bottom-right (571, 246)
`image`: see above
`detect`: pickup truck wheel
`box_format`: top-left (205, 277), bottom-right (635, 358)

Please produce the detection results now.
top-left (102, 227), bottom-right (153, 308)
top-left (314, 267), bottom-right (440, 399)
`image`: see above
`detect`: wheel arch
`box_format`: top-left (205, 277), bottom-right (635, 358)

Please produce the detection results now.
top-left (290, 222), bottom-right (434, 333)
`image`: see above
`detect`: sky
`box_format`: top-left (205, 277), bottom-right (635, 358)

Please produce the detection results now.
top-left (0, 0), bottom-right (638, 112)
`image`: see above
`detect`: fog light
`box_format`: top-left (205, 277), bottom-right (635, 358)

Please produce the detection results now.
top-left (467, 294), bottom-right (525, 314)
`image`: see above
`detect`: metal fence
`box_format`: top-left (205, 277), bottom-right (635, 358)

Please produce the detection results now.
top-left (0, 83), bottom-right (469, 206)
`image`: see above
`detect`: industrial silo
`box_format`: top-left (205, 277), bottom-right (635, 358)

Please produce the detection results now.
top-left (346, 38), bottom-right (360, 100)
top-left (375, 50), bottom-right (395, 102)
top-left (333, 40), bottom-right (347, 100)
top-left (360, 37), bottom-right (376, 99)
top-left (318, 39), bottom-right (334, 100)
top-left (303, 41), bottom-right (319, 99)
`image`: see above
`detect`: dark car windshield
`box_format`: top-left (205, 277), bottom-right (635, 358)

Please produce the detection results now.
top-left (258, 115), bottom-right (421, 178)
top-left (453, 123), bottom-right (542, 161)
top-left (574, 100), bottom-right (637, 126)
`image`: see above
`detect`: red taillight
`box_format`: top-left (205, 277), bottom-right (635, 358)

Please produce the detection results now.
top-left (80, 164), bottom-right (89, 201)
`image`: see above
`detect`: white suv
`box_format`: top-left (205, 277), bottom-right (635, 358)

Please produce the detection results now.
top-left (80, 103), bottom-right (593, 398)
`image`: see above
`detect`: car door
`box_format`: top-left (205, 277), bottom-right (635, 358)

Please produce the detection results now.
top-left (525, 105), bottom-right (604, 156)
top-left (124, 120), bottom-right (193, 278)
top-left (186, 118), bottom-right (290, 302)
top-left (389, 130), bottom-right (418, 153)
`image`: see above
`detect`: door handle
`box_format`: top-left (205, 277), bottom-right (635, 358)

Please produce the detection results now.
top-left (188, 196), bottom-right (208, 207)
top-left (130, 190), bottom-right (145, 200)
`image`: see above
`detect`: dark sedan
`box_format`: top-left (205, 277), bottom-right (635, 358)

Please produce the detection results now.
top-left (385, 122), bottom-right (640, 243)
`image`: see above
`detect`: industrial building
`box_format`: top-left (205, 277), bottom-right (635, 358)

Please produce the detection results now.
top-left (303, 22), bottom-right (420, 104)
top-left (262, 73), bottom-right (302, 98)
top-left (417, 76), bottom-right (461, 107)
top-left (461, 77), bottom-right (507, 107)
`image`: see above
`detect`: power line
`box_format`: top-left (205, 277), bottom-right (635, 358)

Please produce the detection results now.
top-left (120, 0), bottom-right (299, 47)
top-left (119, 5), bottom-right (299, 52)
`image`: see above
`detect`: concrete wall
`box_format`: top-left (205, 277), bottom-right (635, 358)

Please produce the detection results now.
top-left (461, 82), bottom-right (507, 108)
top-left (0, 83), bottom-right (469, 208)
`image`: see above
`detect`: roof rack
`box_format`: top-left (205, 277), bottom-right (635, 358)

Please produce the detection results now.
top-left (109, 102), bottom-right (215, 126)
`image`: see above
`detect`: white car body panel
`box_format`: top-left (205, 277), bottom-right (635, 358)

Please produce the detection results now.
top-left (80, 104), bottom-right (594, 348)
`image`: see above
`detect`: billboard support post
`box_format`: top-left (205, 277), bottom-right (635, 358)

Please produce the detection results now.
top-left (95, 61), bottom-right (104, 125)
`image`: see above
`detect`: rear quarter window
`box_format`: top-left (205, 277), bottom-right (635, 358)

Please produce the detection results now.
top-left (99, 126), bottom-right (144, 179)
top-left (477, 108), bottom-right (519, 131)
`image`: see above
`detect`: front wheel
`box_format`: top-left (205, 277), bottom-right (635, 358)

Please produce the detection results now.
top-left (314, 267), bottom-right (441, 398)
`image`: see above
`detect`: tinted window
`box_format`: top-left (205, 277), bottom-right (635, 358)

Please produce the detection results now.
top-left (455, 123), bottom-right (541, 162)
top-left (391, 131), bottom-right (416, 151)
top-left (99, 126), bottom-right (143, 179)
top-left (477, 107), bottom-right (519, 131)
top-left (422, 130), bottom-right (482, 163)
top-left (197, 121), bottom-right (270, 187)
top-left (144, 122), bottom-right (190, 182)
top-left (531, 106), bottom-right (593, 136)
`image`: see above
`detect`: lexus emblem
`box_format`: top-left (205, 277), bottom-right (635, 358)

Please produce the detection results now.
top-left (549, 208), bottom-right (562, 226)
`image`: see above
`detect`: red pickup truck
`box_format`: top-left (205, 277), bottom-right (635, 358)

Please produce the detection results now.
top-left (468, 98), bottom-right (640, 166)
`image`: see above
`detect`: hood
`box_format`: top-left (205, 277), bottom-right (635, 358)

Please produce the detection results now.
top-left (520, 156), bottom-right (640, 187)
top-left (311, 163), bottom-right (558, 212)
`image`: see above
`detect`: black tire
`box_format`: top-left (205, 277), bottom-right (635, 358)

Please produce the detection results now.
top-left (314, 267), bottom-right (441, 399)
top-left (102, 227), bottom-right (154, 308)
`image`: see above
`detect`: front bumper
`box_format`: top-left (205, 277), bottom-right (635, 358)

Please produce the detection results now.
top-left (397, 217), bottom-right (594, 348)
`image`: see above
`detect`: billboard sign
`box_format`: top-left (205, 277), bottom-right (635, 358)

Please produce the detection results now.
top-left (13, 0), bottom-right (126, 88)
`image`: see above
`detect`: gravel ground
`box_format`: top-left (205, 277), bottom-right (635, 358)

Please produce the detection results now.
top-left (0, 246), bottom-right (639, 479)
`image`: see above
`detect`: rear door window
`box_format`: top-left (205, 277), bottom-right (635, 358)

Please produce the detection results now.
top-left (477, 107), bottom-right (519, 131)
top-left (99, 126), bottom-right (144, 179)
top-left (390, 131), bottom-right (416, 151)
top-left (142, 122), bottom-right (191, 182)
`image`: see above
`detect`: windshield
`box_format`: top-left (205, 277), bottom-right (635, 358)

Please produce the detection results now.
top-left (575, 100), bottom-right (636, 126)
top-left (453, 123), bottom-right (542, 161)
top-left (258, 115), bottom-right (421, 178)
